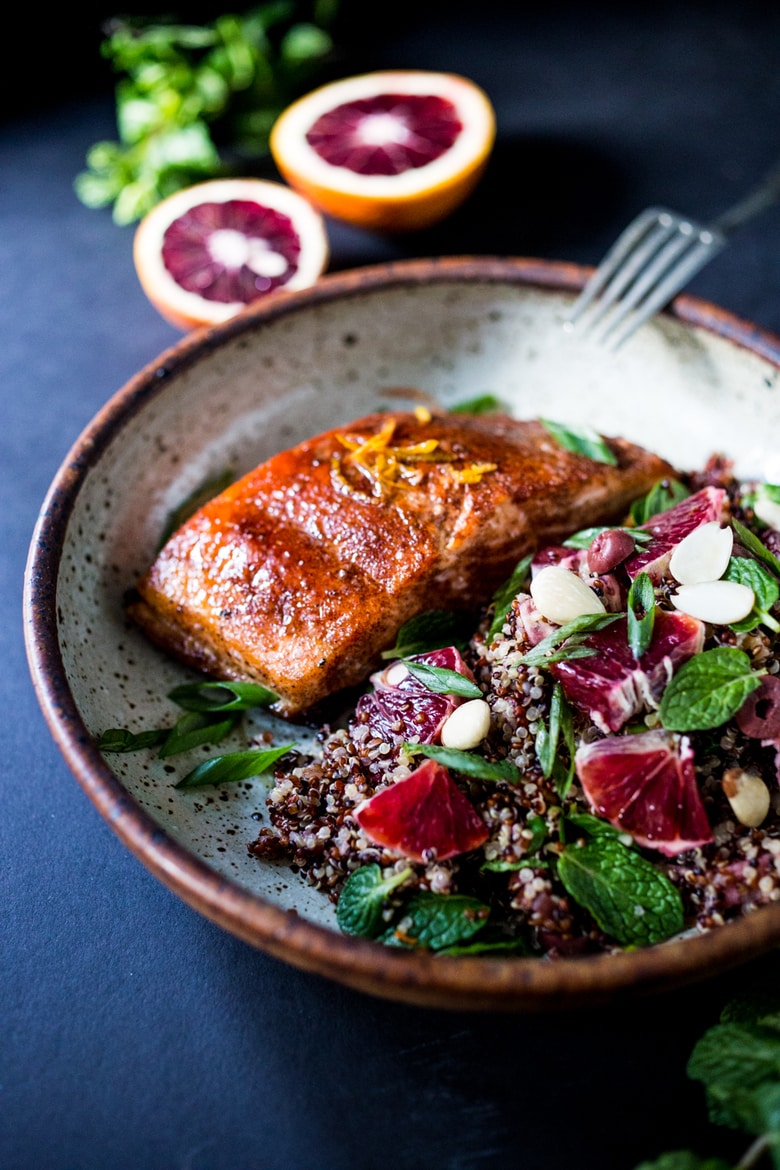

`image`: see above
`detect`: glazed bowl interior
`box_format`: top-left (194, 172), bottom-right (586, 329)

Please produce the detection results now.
top-left (24, 256), bottom-right (780, 1011)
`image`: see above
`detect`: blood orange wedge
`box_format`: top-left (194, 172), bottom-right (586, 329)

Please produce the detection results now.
top-left (133, 178), bottom-right (329, 331)
top-left (624, 486), bottom-right (727, 582)
top-left (575, 729), bottom-right (713, 856)
top-left (269, 70), bottom-right (496, 232)
top-left (357, 647), bottom-right (476, 757)
top-left (354, 759), bottom-right (489, 862)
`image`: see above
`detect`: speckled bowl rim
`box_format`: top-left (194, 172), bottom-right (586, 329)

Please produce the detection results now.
top-left (23, 255), bottom-right (780, 1012)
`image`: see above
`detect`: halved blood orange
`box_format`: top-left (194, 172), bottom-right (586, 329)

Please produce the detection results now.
top-left (269, 70), bottom-right (496, 232)
top-left (133, 178), bottom-right (330, 331)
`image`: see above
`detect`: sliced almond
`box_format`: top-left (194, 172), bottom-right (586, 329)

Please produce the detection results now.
top-left (669, 521), bottom-right (733, 585)
top-left (670, 580), bottom-right (754, 624)
top-left (440, 698), bottom-right (492, 750)
top-left (722, 768), bottom-right (771, 828)
top-left (530, 565), bottom-right (606, 625)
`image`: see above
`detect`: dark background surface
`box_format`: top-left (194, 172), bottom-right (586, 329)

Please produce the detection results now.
top-left (5, 3), bottom-right (780, 1168)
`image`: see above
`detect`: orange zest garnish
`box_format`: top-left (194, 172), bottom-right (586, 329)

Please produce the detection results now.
top-left (331, 416), bottom-right (497, 498)
top-left (450, 461), bottom-right (498, 484)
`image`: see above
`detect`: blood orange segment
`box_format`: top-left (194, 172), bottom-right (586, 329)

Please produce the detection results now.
top-left (575, 729), bottom-right (713, 856)
top-left (269, 70), bottom-right (496, 232)
top-left (133, 177), bottom-right (329, 331)
top-left (624, 486), bottom-right (727, 581)
top-left (357, 647), bottom-right (476, 758)
top-left (551, 609), bottom-right (705, 733)
top-left (354, 758), bottom-right (489, 862)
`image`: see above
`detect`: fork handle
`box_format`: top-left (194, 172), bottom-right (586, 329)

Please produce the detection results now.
top-left (712, 159), bottom-right (780, 237)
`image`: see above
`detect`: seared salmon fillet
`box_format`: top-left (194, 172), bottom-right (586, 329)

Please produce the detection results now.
top-left (129, 411), bottom-right (674, 716)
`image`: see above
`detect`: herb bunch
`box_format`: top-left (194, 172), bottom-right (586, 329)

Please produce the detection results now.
top-left (75, 1), bottom-right (339, 225)
top-left (636, 981), bottom-right (780, 1170)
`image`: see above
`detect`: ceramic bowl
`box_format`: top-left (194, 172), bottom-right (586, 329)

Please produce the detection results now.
top-left (24, 256), bottom-right (780, 1012)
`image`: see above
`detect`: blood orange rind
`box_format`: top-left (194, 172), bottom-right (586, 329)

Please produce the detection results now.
top-left (269, 70), bottom-right (497, 232)
top-left (133, 177), bottom-right (330, 331)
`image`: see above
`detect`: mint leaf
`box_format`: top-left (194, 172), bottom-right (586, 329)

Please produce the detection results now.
top-left (168, 679), bottom-right (278, 711)
top-left (557, 835), bottom-right (684, 946)
top-left (630, 479), bottom-right (691, 525)
top-left (487, 553), bottom-right (533, 642)
top-left (720, 987), bottom-right (780, 1030)
top-left (404, 742), bottom-right (520, 784)
top-left (566, 812), bottom-right (626, 840)
top-left (175, 743), bottom-right (295, 788)
top-left (401, 659), bottom-right (483, 698)
top-left (382, 891), bottom-right (490, 950)
top-left (659, 647), bottom-right (763, 732)
top-left (732, 517), bottom-right (780, 580)
top-left (380, 609), bottom-right (472, 659)
top-left (540, 418), bottom-right (618, 465)
top-left (517, 612), bottom-right (623, 669)
top-left (723, 556), bottom-right (780, 634)
top-left (336, 864), bottom-right (412, 938)
top-left (627, 571), bottom-right (656, 658)
top-left (688, 1020), bottom-right (780, 1132)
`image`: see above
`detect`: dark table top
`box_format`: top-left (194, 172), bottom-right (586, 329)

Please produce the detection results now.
top-left (6, 3), bottom-right (780, 1168)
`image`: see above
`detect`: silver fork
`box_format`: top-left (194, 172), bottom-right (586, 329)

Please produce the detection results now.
top-left (566, 157), bottom-right (780, 351)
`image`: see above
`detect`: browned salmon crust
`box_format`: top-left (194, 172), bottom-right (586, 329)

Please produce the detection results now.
top-left (128, 411), bottom-right (675, 716)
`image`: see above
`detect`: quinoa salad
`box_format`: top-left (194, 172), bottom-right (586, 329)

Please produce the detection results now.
top-left (247, 456), bottom-right (780, 958)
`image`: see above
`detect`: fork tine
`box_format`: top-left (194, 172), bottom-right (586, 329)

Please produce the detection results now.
top-left (605, 229), bottom-right (725, 351)
top-left (567, 207), bottom-right (670, 325)
top-left (595, 223), bottom-right (701, 344)
top-left (578, 215), bottom-right (681, 333)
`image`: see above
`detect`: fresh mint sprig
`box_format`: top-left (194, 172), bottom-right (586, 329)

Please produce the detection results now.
top-left (335, 864), bottom-right (413, 938)
top-left (723, 557), bottom-right (780, 634)
top-left (659, 647), bottom-right (764, 732)
top-left (633, 982), bottom-right (780, 1169)
top-left (379, 891), bottom-right (491, 950)
top-left (557, 832), bottom-right (684, 947)
top-left (732, 518), bottom-right (780, 580)
top-left (75, 3), bottom-right (339, 225)
top-left (336, 867), bottom-right (493, 952)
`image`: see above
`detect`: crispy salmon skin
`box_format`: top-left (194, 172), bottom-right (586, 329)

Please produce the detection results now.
top-left (128, 411), bottom-right (674, 716)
